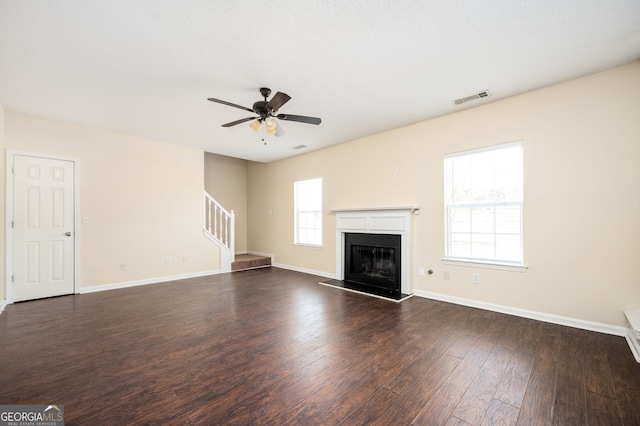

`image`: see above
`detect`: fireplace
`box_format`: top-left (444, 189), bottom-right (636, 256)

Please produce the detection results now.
top-left (325, 207), bottom-right (417, 301)
top-left (344, 233), bottom-right (401, 298)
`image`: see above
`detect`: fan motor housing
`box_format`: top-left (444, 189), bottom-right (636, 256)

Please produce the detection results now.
top-left (252, 100), bottom-right (270, 117)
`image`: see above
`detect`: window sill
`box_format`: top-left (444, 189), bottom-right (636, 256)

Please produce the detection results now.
top-left (442, 258), bottom-right (528, 272)
top-left (294, 243), bottom-right (323, 250)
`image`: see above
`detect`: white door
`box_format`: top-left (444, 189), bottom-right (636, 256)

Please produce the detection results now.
top-left (12, 155), bottom-right (75, 302)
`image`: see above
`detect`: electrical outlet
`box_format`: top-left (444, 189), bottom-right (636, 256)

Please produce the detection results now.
top-left (165, 257), bottom-right (172, 265)
top-left (443, 271), bottom-right (450, 280)
top-left (473, 273), bottom-right (481, 284)
top-left (120, 263), bottom-right (126, 270)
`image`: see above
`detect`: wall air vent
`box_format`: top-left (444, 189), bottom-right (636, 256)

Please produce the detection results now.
top-left (453, 90), bottom-right (491, 105)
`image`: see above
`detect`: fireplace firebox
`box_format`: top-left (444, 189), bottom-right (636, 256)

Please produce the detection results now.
top-left (344, 233), bottom-right (401, 298)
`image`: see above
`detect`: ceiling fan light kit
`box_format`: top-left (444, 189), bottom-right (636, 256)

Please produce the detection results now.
top-left (208, 87), bottom-right (321, 143)
top-left (265, 117), bottom-right (276, 130)
top-left (249, 119), bottom-right (261, 132)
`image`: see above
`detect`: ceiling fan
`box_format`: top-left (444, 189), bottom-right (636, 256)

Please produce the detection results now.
top-left (207, 87), bottom-right (321, 141)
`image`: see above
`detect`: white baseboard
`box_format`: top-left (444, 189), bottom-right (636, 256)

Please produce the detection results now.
top-left (272, 262), bottom-right (335, 280)
top-left (0, 299), bottom-right (6, 316)
top-left (625, 330), bottom-right (640, 363)
top-left (245, 252), bottom-right (334, 279)
top-left (79, 269), bottom-right (221, 294)
top-left (413, 290), bottom-right (627, 337)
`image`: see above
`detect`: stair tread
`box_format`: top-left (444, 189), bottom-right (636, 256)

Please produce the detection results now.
top-left (232, 254), bottom-right (271, 271)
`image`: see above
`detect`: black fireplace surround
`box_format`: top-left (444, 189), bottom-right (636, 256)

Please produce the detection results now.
top-left (344, 232), bottom-right (401, 299)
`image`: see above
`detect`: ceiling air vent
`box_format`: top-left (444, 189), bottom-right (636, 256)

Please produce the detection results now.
top-left (293, 144), bottom-right (307, 150)
top-left (453, 90), bottom-right (491, 105)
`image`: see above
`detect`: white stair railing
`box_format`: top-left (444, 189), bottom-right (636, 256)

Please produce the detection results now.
top-left (204, 191), bottom-right (235, 271)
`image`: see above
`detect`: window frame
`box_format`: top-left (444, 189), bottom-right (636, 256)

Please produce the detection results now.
top-left (442, 141), bottom-right (527, 272)
top-left (294, 177), bottom-right (323, 248)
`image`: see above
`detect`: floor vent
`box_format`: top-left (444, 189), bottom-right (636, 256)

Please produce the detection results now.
top-left (453, 90), bottom-right (491, 105)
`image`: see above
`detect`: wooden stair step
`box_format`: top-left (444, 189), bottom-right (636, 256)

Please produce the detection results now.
top-left (232, 254), bottom-right (271, 271)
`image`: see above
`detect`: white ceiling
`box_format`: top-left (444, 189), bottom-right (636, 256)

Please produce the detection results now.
top-left (1, 1), bottom-right (639, 163)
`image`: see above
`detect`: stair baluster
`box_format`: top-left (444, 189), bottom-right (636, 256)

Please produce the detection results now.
top-left (203, 191), bottom-right (235, 272)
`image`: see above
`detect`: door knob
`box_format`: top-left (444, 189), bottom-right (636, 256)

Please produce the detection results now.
top-left (65, 232), bottom-right (72, 236)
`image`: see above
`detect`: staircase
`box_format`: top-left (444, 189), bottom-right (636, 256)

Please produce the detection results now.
top-left (232, 254), bottom-right (272, 271)
top-left (203, 191), bottom-right (235, 272)
top-left (203, 191), bottom-right (271, 272)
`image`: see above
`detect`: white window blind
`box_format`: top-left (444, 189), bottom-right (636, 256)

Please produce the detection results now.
top-left (444, 142), bottom-right (523, 265)
top-left (294, 177), bottom-right (322, 246)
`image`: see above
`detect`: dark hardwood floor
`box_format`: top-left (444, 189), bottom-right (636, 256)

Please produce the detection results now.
top-left (1, 267), bottom-right (639, 425)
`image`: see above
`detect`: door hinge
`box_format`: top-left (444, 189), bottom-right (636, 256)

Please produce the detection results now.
top-left (11, 275), bottom-right (14, 283)
top-left (12, 221), bottom-right (14, 228)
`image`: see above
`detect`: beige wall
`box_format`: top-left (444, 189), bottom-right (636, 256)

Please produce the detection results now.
top-left (247, 61), bottom-right (640, 327)
top-left (204, 153), bottom-right (248, 254)
top-left (0, 105), bottom-right (5, 301)
top-left (3, 111), bottom-right (220, 293)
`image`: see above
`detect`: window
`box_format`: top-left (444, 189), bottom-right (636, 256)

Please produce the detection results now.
top-left (444, 142), bottom-right (523, 266)
top-left (294, 177), bottom-right (322, 246)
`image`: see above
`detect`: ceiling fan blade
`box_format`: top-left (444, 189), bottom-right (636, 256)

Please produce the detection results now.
top-left (208, 97), bottom-right (254, 113)
top-left (266, 92), bottom-right (291, 112)
top-left (276, 114), bottom-right (321, 125)
top-left (221, 116), bottom-right (257, 127)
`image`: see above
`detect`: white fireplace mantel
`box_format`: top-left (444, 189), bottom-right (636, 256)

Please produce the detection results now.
top-left (332, 207), bottom-right (418, 296)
